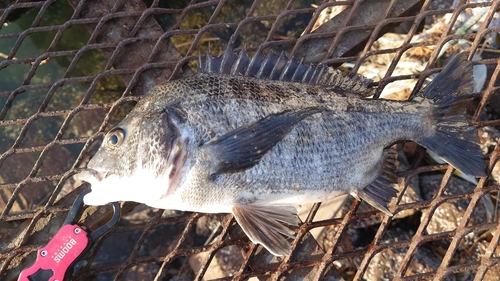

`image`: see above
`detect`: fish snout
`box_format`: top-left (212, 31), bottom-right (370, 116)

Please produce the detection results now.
top-left (78, 169), bottom-right (107, 183)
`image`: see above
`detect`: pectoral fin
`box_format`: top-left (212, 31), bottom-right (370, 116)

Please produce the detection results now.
top-left (204, 108), bottom-right (320, 175)
top-left (355, 149), bottom-right (399, 215)
top-left (232, 204), bottom-right (298, 256)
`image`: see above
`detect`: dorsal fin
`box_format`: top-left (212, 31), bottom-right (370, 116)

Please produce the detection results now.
top-left (198, 44), bottom-right (374, 96)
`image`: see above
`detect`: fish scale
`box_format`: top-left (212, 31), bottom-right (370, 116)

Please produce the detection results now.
top-left (240, 113), bottom-right (394, 190)
top-left (79, 50), bottom-right (486, 256)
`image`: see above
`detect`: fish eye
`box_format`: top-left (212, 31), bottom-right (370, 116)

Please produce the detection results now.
top-left (105, 128), bottom-right (125, 148)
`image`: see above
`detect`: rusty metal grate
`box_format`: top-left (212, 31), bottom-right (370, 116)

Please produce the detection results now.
top-left (1, 0), bottom-right (500, 280)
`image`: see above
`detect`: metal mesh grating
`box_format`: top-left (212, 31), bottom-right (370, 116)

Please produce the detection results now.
top-left (1, 0), bottom-right (500, 280)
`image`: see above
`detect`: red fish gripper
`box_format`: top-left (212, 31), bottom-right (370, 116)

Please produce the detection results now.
top-left (18, 189), bottom-right (120, 281)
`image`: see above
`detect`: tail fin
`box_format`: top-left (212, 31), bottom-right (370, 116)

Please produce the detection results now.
top-left (418, 53), bottom-right (486, 177)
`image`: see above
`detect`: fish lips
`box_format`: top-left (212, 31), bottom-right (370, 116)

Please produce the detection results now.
top-left (78, 169), bottom-right (112, 206)
top-left (78, 168), bottom-right (107, 183)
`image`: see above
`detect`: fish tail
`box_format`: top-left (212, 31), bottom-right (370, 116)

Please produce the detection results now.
top-left (418, 52), bottom-right (486, 177)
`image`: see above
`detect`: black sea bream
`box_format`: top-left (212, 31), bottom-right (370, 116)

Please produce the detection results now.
top-left (79, 48), bottom-right (486, 256)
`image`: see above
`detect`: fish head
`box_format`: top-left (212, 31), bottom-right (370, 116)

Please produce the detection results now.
top-left (80, 100), bottom-right (187, 206)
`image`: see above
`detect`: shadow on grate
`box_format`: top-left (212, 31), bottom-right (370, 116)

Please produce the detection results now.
top-left (1, 0), bottom-right (500, 280)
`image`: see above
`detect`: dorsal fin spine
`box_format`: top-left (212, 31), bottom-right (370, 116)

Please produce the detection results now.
top-left (269, 51), bottom-right (285, 80)
top-left (246, 45), bottom-right (262, 77)
top-left (257, 51), bottom-right (273, 79)
top-left (291, 58), bottom-right (305, 82)
top-left (229, 50), bottom-right (239, 75)
top-left (206, 44), bottom-right (214, 73)
top-left (315, 66), bottom-right (326, 82)
top-left (279, 57), bottom-right (293, 82)
top-left (302, 65), bottom-right (313, 83)
top-left (233, 47), bottom-right (249, 76)
top-left (197, 44), bottom-right (374, 96)
top-left (221, 45), bottom-right (234, 74)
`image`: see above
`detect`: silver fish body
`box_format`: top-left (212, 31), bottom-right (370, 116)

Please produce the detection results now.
top-left (80, 50), bottom-right (486, 256)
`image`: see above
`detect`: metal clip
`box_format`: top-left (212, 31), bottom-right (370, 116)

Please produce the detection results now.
top-left (18, 190), bottom-right (120, 281)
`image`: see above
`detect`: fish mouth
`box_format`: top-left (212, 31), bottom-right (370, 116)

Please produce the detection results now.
top-left (78, 168), bottom-right (116, 206)
top-left (78, 168), bottom-right (108, 183)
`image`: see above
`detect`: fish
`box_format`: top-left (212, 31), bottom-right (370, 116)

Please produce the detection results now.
top-left (79, 47), bottom-right (487, 256)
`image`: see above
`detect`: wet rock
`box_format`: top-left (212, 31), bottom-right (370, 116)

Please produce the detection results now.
top-left (196, 214), bottom-right (225, 238)
top-left (420, 174), bottom-right (493, 236)
top-left (189, 245), bottom-right (244, 279)
top-left (482, 237), bottom-right (500, 280)
top-left (363, 228), bottom-right (455, 281)
top-left (478, 126), bottom-right (500, 186)
top-left (120, 263), bottom-right (161, 280)
top-left (296, 195), bottom-right (346, 242)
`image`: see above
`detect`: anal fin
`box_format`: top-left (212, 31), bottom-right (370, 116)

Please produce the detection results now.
top-left (355, 149), bottom-right (399, 215)
top-left (232, 204), bottom-right (298, 256)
